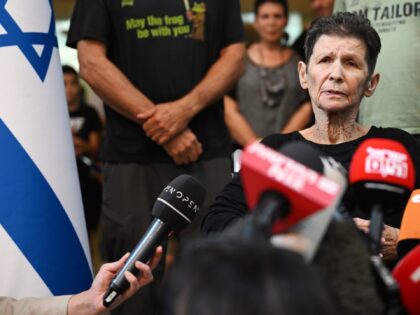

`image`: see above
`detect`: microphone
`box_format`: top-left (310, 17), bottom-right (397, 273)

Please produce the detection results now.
top-left (398, 190), bottom-right (420, 259)
top-left (272, 156), bottom-right (348, 262)
top-left (239, 141), bottom-right (342, 235)
top-left (102, 174), bottom-right (206, 307)
top-left (348, 138), bottom-right (415, 255)
top-left (392, 245), bottom-right (420, 315)
top-left (348, 138), bottom-right (415, 314)
top-left (235, 143), bottom-right (384, 313)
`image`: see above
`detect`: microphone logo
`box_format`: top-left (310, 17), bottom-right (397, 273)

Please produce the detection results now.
top-left (267, 161), bottom-right (318, 192)
top-left (411, 194), bottom-right (420, 204)
top-left (411, 267), bottom-right (420, 283)
top-left (162, 185), bottom-right (201, 213)
top-left (365, 147), bottom-right (408, 179)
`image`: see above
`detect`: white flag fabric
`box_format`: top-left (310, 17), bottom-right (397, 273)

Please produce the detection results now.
top-left (0, 0), bottom-right (93, 298)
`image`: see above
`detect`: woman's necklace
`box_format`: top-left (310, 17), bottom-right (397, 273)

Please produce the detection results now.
top-left (258, 44), bottom-right (287, 107)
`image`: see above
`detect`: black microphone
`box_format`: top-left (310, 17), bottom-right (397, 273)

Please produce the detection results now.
top-left (102, 174), bottom-right (206, 307)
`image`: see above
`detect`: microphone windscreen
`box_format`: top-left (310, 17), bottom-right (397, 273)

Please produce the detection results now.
top-left (392, 245), bottom-right (420, 315)
top-left (240, 142), bottom-right (341, 233)
top-left (349, 138), bottom-right (414, 190)
top-left (348, 138), bottom-right (415, 213)
top-left (272, 156), bottom-right (348, 262)
top-left (398, 190), bottom-right (420, 258)
top-left (152, 174), bottom-right (206, 231)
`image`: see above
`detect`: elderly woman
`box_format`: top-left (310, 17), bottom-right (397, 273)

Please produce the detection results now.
top-left (202, 12), bottom-right (420, 261)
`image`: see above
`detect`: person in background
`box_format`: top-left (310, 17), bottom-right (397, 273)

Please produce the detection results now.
top-left (66, 0), bottom-right (245, 314)
top-left (224, 0), bottom-right (312, 149)
top-left (202, 13), bottom-right (419, 313)
top-left (202, 11), bottom-right (420, 266)
top-left (63, 65), bottom-right (102, 234)
top-left (333, 0), bottom-right (420, 139)
top-left (292, 0), bottom-right (335, 58)
top-left (0, 247), bottom-right (162, 315)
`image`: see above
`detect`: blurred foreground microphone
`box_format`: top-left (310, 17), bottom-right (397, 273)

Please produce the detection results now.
top-left (103, 175), bottom-right (206, 307)
top-left (348, 138), bottom-right (415, 255)
top-left (238, 141), bottom-right (341, 236)
top-left (398, 190), bottom-right (420, 259)
top-left (392, 245), bottom-right (420, 315)
top-left (233, 142), bottom-right (383, 313)
top-left (271, 156), bottom-right (348, 261)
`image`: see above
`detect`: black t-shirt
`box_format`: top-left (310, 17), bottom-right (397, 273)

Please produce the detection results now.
top-left (69, 103), bottom-right (102, 140)
top-left (67, 0), bottom-right (244, 163)
top-left (201, 126), bottom-right (420, 233)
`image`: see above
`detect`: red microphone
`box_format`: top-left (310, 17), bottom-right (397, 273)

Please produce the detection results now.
top-left (393, 245), bottom-right (420, 315)
top-left (349, 138), bottom-right (415, 208)
top-left (348, 138), bottom-right (415, 254)
top-left (240, 141), bottom-right (341, 234)
top-left (398, 190), bottom-right (420, 259)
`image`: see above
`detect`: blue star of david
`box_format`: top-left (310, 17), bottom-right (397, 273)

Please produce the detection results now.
top-left (0, 0), bottom-right (58, 82)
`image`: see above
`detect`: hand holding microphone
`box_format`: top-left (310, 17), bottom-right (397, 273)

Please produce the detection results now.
top-left (353, 217), bottom-right (400, 261)
top-left (102, 174), bottom-right (206, 307)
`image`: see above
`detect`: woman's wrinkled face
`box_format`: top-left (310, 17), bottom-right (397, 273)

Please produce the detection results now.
top-left (254, 2), bottom-right (287, 43)
top-left (298, 35), bottom-right (378, 114)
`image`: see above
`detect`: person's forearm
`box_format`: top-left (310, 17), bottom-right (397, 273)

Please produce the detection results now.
top-left (77, 40), bottom-right (155, 122)
top-left (181, 43), bottom-right (245, 118)
top-left (224, 96), bottom-right (258, 147)
top-left (67, 292), bottom-right (101, 315)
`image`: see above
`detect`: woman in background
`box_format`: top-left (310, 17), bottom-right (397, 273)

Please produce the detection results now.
top-left (224, 0), bottom-right (312, 148)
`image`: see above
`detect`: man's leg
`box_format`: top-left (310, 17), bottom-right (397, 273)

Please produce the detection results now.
top-left (100, 163), bottom-right (167, 315)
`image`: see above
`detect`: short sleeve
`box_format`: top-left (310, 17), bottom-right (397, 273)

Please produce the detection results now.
top-left (221, 0), bottom-right (245, 48)
top-left (86, 105), bottom-right (102, 134)
top-left (66, 0), bottom-right (111, 48)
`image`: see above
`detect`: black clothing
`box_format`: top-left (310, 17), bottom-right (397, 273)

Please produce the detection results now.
top-left (67, 0), bottom-right (244, 163)
top-left (201, 126), bottom-right (420, 233)
top-left (67, 2), bottom-right (243, 315)
top-left (69, 103), bottom-right (102, 140)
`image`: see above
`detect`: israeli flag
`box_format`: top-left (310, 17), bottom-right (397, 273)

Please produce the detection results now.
top-left (0, 0), bottom-right (93, 298)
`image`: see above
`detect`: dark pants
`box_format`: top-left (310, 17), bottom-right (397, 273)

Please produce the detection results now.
top-left (100, 158), bottom-right (231, 315)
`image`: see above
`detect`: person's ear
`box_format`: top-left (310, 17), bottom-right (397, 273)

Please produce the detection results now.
top-left (364, 72), bottom-right (380, 97)
top-left (298, 61), bottom-right (308, 89)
